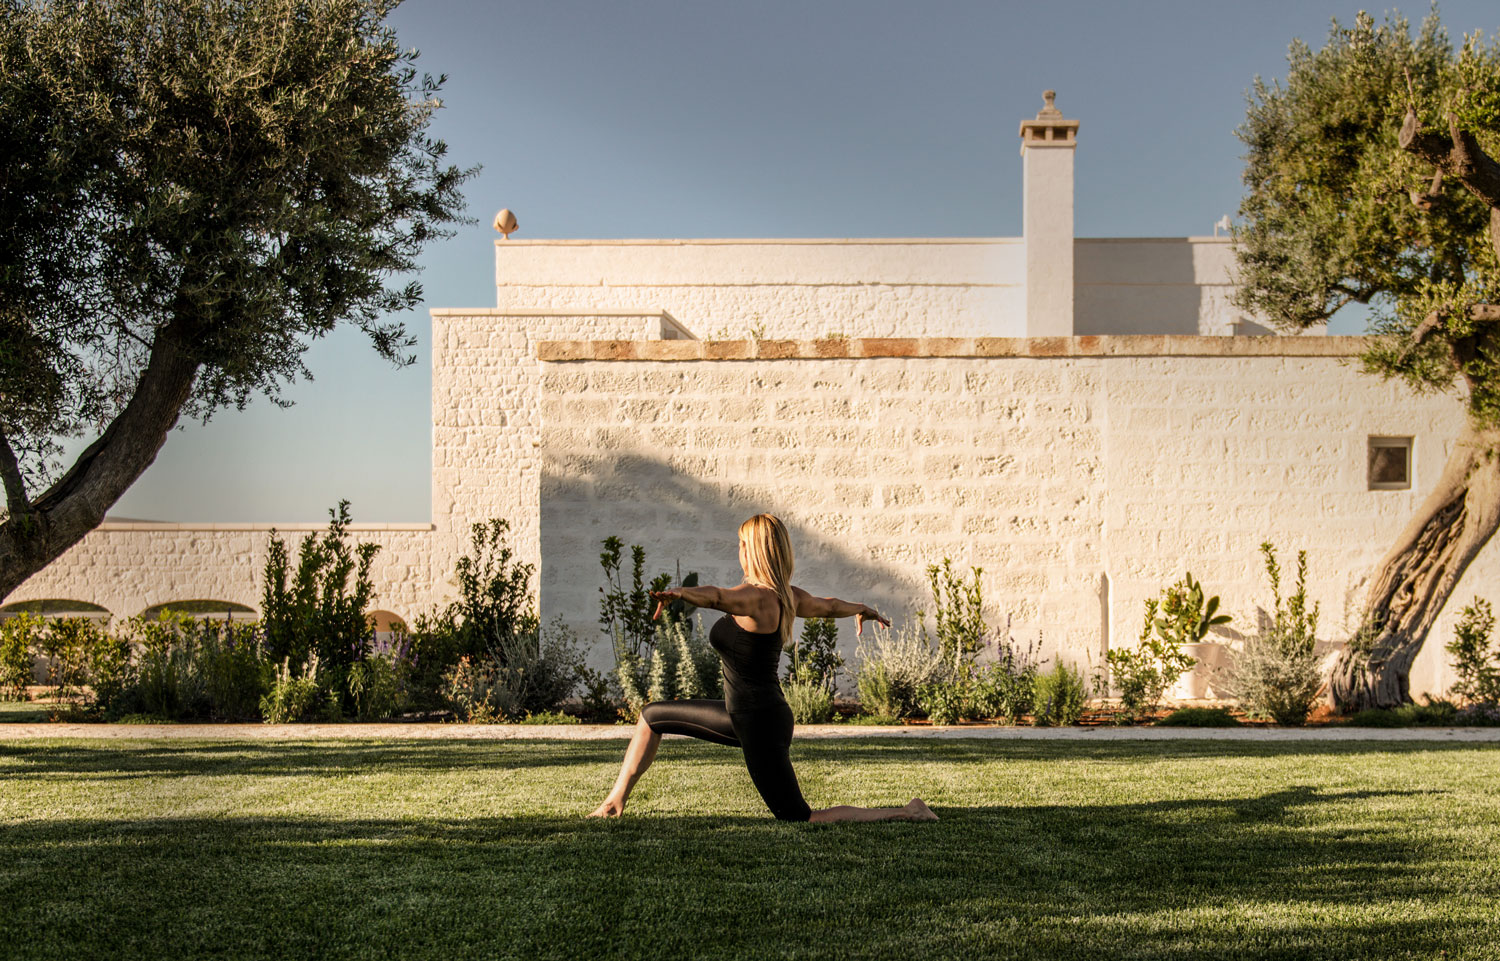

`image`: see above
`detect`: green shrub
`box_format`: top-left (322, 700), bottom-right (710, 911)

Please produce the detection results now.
top-left (198, 622), bottom-right (270, 720)
top-left (518, 710), bottom-right (579, 725)
top-left (38, 616), bottom-right (100, 705)
top-left (347, 652), bottom-right (410, 721)
top-left (440, 654), bottom-right (503, 723)
top-left (452, 519), bottom-right (541, 657)
top-left (599, 537), bottom-right (701, 717)
top-left (260, 654), bottom-right (334, 723)
top-left (925, 558), bottom-right (985, 665)
top-left (409, 518), bottom-right (546, 710)
top-left (1347, 698), bottom-right (1462, 727)
top-left (0, 613), bottom-right (44, 701)
top-left (1342, 708), bottom-right (1404, 728)
top-left (1396, 697), bottom-right (1459, 726)
top-left (915, 677), bottom-right (968, 725)
top-left (131, 614), bottom-right (208, 718)
top-left (781, 617), bottom-right (842, 724)
top-left (121, 614), bottom-right (268, 720)
top-left (260, 500), bottom-right (379, 701)
top-left (967, 627), bottom-right (1041, 723)
top-left (783, 664), bottom-right (837, 723)
top-left (1457, 703), bottom-right (1500, 725)
top-left (442, 620), bottom-right (589, 722)
top-left (574, 664), bottom-right (619, 722)
top-left (1107, 573), bottom-right (1227, 723)
top-left (84, 629), bottom-right (134, 717)
top-left (784, 617), bottom-right (843, 691)
top-left (1227, 543), bottom-right (1323, 725)
top-left (854, 623), bottom-right (946, 719)
top-left (838, 712), bottom-right (903, 725)
top-left (1446, 599), bottom-right (1500, 706)
top-left (1156, 706), bottom-right (1241, 727)
top-left (599, 537), bottom-right (658, 660)
top-left (599, 537), bottom-right (696, 658)
top-left (614, 615), bottom-right (721, 718)
top-left (1031, 662), bottom-right (1087, 727)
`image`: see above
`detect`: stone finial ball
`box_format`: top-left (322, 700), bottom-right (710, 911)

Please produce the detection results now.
top-left (493, 208), bottom-right (519, 238)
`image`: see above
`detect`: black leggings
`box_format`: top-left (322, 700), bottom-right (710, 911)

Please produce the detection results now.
top-left (641, 698), bottom-right (813, 822)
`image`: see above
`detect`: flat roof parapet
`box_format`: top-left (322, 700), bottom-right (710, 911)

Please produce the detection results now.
top-left (536, 335), bottom-right (1367, 362)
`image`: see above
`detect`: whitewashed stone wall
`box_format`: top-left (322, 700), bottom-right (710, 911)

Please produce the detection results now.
top-left (7, 523), bottom-right (434, 622)
top-left (430, 309), bottom-right (691, 584)
top-left (1075, 238), bottom-right (1266, 336)
top-left (536, 336), bottom-right (1494, 698)
top-left (8, 309), bottom-right (688, 626)
top-left (495, 239), bottom-right (1027, 339)
top-left (493, 237), bottom-right (1258, 341)
top-left (13, 325), bottom-right (1489, 702)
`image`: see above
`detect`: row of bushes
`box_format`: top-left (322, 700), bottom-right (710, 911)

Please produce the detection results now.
top-left (7, 510), bottom-right (1500, 726)
top-left (0, 505), bottom-right (600, 723)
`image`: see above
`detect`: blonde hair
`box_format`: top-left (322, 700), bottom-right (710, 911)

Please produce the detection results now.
top-left (738, 513), bottom-right (796, 649)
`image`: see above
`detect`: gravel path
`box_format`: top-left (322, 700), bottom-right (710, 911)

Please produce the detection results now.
top-left (2, 722), bottom-right (1498, 741)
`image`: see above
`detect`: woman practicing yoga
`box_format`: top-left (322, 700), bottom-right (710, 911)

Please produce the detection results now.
top-left (588, 514), bottom-right (938, 823)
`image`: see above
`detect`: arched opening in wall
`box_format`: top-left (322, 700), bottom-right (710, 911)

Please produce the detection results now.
top-left (366, 610), bottom-right (408, 653)
top-left (139, 600), bottom-right (258, 623)
top-left (0, 600), bottom-right (114, 690)
top-left (0, 599), bottom-right (112, 623)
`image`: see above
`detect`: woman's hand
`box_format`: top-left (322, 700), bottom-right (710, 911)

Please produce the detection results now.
top-left (855, 606), bottom-right (891, 636)
top-left (648, 589), bottom-right (683, 621)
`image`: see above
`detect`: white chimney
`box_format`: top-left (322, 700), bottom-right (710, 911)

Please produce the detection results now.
top-left (1019, 90), bottom-right (1079, 337)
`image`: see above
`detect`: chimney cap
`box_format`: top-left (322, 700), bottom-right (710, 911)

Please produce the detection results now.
top-left (1019, 90), bottom-right (1079, 152)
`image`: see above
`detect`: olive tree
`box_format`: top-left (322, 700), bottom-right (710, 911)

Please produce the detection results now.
top-left (0, 0), bottom-right (472, 599)
top-left (1234, 10), bottom-right (1500, 709)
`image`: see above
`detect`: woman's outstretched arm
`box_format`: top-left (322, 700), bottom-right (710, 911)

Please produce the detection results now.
top-left (790, 586), bottom-right (890, 635)
top-left (649, 584), bottom-right (766, 620)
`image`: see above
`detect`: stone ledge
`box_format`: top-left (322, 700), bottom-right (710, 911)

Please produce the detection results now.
top-left (94, 523), bottom-right (436, 532)
top-left (537, 335), bottom-right (1368, 362)
top-left (492, 237), bottom-right (1024, 247)
top-left (430, 308), bottom-right (675, 318)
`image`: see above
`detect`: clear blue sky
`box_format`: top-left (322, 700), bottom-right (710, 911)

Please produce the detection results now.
top-left (88, 0), bottom-right (1498, 522)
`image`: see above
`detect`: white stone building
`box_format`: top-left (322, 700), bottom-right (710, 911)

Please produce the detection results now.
top-left (8, 93), bottom-right (1489, 699)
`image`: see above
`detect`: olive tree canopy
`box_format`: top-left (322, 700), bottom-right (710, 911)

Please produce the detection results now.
top-left (1234, 10), bottom-right (1500, 709)
top-left (0, 0), bottom-right (473, 598)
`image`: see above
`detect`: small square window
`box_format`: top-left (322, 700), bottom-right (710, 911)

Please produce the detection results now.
top-left (1368, 436), bottom-right (1412, 490)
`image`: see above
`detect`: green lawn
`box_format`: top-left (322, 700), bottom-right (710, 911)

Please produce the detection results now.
top-left (1, 738), bottom-right (1497, 961)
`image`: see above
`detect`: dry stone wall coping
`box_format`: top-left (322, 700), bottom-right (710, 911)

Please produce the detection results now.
top-left (94, 522), bottom-right (435, 532)
top-left (536, 335), bottom-right (1368, 363)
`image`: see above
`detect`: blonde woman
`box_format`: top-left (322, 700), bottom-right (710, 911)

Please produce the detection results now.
top-left (588, 514), bottom-right (938, 824)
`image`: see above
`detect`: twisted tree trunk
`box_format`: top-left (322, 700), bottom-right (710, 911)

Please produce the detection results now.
top-left (0, 321), bottom-right (201, 602)
top-left (1330, 422), bottom-right (1500, 710)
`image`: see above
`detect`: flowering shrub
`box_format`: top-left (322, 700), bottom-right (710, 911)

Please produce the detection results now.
top-left (1227, 543), bottom-right (1323, 725)
top-left (1031, 662), bottom-right (1087, 727)
top-left (615, 616), bottom-right (721, 719)
top-left (260, 653), bottom-right (334, 723)
top-left (442, 620), bottom-right (588, 722)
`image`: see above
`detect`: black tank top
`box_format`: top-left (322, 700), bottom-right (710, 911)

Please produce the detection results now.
top-left (709, 611), bottom-right (787, 713)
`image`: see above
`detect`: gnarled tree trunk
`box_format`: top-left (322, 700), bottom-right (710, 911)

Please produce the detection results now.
top-left (0, 322), bottom-right (201, 602)
top-left (1330, 422), bottom-right (1500, 710)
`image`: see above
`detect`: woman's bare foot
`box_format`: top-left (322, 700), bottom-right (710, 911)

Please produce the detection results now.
top-left (904, 798), bottom-right (938, 821)
top-left (587, 797), bottom-right (625, 818)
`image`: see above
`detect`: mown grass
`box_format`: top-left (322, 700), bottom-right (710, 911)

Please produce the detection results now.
top-left (1, 737), bottom-right (1497, 961)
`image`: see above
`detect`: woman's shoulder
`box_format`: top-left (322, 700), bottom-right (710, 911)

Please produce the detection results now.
top-left (733, 582), bottom-right (784, 633)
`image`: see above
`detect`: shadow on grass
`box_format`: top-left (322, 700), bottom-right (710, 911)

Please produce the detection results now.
top-left (1, 736), bottom-right (1495, 782)
top-left (1, 773), bottom-right (1494, 959)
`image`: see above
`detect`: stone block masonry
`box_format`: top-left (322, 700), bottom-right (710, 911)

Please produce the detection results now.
top-left (11, 331), bottom-right (1492, 701)
top-left (538, 337), bottom-right (1493, 697)
top-left (9, 310), bottom-right (687, 631)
